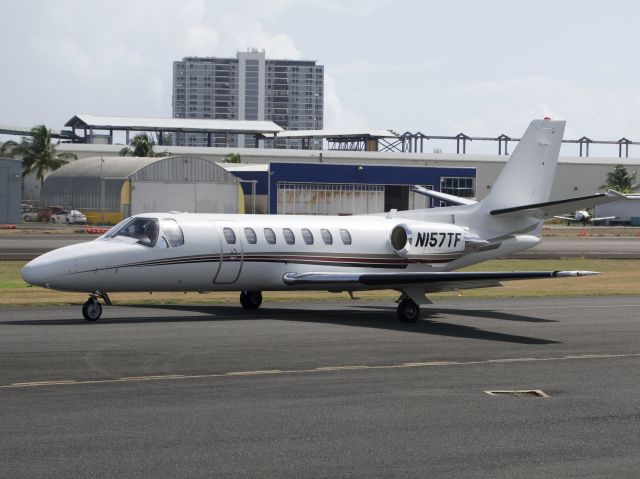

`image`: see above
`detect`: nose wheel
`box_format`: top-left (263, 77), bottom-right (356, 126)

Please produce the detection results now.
top-left (81, 292), bottom-right (110, 321)
top-left (240, 290), bottom-right (263, 310)
top-left (82, 298), bottom-right (102, 321)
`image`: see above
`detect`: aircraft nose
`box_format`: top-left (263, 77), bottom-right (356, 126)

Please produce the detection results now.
top-left (21, 249), bottom-right (77, 288)
top-left (21, 255), bottom-right (52, 287)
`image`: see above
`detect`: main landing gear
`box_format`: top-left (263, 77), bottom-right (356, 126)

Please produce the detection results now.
top-left (396, 297), bottom-right (421, 323)
top-left (82, 292), bottom-right (111, 321)
top-left (240, 290), bottom-right (263, 310)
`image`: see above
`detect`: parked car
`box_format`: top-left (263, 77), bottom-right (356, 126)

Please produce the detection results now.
top-left (50, 209), bottom-right (87, 224)
top-left (21, 205), bottom-right (39, 222)
top-left (37, 206), bottom-right (64, 222)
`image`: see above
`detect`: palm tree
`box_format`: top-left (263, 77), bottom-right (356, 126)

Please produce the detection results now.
top-left (119, 133), bottom-right (169, 157)
top-left (14, 126), bottom-right (76, 185)
top-left (224, 152), bottom-right (241, 163)
top-left (600, 165), bottom-right (639, 193)
top-left (0, 140), bottom-right (17, 157)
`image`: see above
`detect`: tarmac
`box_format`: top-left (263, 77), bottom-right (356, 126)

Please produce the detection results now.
top-left (1, 296), bottom-right (639, 477)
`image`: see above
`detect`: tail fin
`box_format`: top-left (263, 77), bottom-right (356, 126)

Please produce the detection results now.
top-left (480, 119), bottom-right (565, 212)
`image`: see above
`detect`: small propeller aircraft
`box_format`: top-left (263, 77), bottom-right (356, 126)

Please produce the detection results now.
top-left (21, 119), bottom-right (624, 322)
top-left (553, 210), bottom-right (616, 226)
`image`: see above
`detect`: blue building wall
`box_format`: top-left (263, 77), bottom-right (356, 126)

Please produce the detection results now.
top-left (267, 162), bottom-right (475, 214)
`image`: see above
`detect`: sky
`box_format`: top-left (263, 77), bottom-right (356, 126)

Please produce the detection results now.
top-left (2, 0), bottom-right (640, 156)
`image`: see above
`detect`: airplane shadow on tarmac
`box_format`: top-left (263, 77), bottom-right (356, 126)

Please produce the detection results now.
top-left (4, 303), bottom-right (560, 345)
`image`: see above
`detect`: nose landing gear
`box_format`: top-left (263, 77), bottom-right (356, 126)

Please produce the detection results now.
top-left (82, 292), bottom-right (111, 321)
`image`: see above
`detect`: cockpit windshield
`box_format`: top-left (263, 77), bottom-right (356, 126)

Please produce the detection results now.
top-left (107, 217), bottom-right (159, 247)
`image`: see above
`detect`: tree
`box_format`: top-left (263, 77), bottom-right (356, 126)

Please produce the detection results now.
top-left (119, 133), bottom-right (169, 157)
top-left (0, 140), bottom-right (17, 157)
top-left (224, 152), bottom-right (241, 163)
top-left (600, 164), bottom-right (639, 193)
top-left (14, 125), bottom-right (76, 185)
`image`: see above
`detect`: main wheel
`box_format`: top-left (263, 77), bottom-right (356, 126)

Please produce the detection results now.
top-left (240, 290), bottom-right (262, 310)
top-left (82, 299), bottom-right (102, 321)
top-left (397, 298), bottom-right (420, 323)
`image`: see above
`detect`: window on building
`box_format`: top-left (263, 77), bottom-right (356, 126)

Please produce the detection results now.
top-left (339, 229), bottom-right (352, 245)
top-left (244, 227), bottom-right (257, 244)
top-left (223, 227), bottom-right (236, 244)
top-left (301, 228), bottom-right (314, 245)
top-left (320, 229), bottom-right (333, 245)
top-left (283, 228), bottom-right (295, 245)
top-left (264, 228), bottom-right (276, 244)
top-left (440, 177), bottom-right (475, 198)
top-left (161, 219), bottom-right (184, 247)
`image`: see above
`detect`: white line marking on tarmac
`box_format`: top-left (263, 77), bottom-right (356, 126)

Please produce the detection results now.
top-left (2, 352), bottom-right (640, 390)
top-left (496, 304), bottom-right (640, 311)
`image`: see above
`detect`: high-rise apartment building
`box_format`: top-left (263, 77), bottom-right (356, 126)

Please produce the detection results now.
top-left (172, 50), bottom-right (324, 148)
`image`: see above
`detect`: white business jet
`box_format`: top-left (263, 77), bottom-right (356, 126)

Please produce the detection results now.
top-left (21, 119), bottom-right (624, 322)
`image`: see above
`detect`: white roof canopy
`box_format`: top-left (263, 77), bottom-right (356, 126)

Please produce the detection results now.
top-left (275, 129), bottom-right (398, 139)
top-left (65, 114), bottom-right (283, 135)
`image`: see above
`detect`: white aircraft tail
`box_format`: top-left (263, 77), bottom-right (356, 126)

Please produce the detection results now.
top-left (478, 119), bottom-right (565, 214)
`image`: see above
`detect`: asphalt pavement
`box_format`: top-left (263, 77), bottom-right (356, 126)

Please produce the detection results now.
top-left (1, 296), bottom-right (639, 477)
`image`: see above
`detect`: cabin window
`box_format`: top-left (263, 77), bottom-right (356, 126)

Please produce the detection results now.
top-left (339, 229), bottom-right (352, 245)
top-left (283, 228), bottom-right (295, 245)
top-left (264, 228), bottom-right (276, 244)
top-left (301, 228), bottom-right (314, 245)
top-left (161, 218), bottom-right (184, 247)
top-left (110, 217), bottom-right (159, 247)
top-left (223, 227), bottom-right (236, 244)
top-left (244, 227), bottom-right (257, 244)
top-left (320, 228), bottom-right (333, 245)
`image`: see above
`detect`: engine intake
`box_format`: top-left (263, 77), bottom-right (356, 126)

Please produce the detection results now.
top-left (389, 222), bottom-right (466, 259)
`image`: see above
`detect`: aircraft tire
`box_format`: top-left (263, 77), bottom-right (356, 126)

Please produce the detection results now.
top-left (397, 298), bottom-right (420, 323)
top-left (240, 290), bottom-right (262, 310)
top-left (82, 299), bottom-right (102, 321)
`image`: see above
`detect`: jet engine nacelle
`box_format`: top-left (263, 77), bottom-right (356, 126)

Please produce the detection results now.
top-left (389, 222), bottom-right (466, 258)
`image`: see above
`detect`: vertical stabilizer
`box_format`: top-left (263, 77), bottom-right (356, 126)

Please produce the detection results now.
top-left (480, 119), bottom-right (565, 212)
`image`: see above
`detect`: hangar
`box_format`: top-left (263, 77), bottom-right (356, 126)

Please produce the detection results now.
top-left (40, 155), bottom-right (475, 223)
top-left (40, 156), bottom-right (243, 224)
top-left (223, 162), bottom-right (475, 215)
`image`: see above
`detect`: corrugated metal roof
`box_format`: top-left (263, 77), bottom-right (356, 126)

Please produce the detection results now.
top-left (64, 114), bottom-right (283, 134)
top-left (46, 156), bottom-right (160, 179)
top-left (276, 129), bottom-right (398, 139)
top-left (47, 155), bottom-right (240, 183)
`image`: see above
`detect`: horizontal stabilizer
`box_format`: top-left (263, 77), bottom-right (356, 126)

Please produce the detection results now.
top-left (490, 190), bottom-right (626, 218)
top-left (411, 185), bottom-right (478, 206)
top-left (283, 270), bottom-right (599, 294)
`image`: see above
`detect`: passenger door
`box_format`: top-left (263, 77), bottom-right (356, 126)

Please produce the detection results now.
top-left (214, 222), bottom-right (243, 284)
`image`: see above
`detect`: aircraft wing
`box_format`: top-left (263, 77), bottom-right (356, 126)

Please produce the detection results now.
top-left (282, 270), bottom-right (598, 293)
top-left (592, 216), bottom-right (617, 222)
top-left (491, 190), bottom-right (626, 218)
top-left (552, 215), bottom-right (575, 221)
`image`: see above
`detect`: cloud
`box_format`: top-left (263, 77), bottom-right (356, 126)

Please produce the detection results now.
top-left (225, 18), bottom-right (300, 58)
top-left (187, 25), bottom-right (220, 55)
top-left (323, 74), bottom-right (368, 130)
